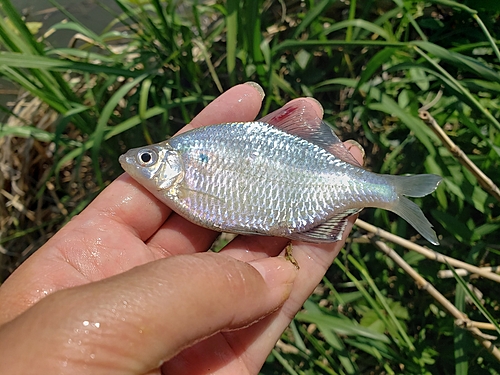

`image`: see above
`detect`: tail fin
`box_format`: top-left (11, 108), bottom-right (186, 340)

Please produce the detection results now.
top-left (386, 174), bottom-right (442, 197)
top-left (384, 174), bottom-right (442, 245)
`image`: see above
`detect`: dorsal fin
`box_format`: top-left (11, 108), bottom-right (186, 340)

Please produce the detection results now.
top-left (259, 99), bottom-right (361, 167)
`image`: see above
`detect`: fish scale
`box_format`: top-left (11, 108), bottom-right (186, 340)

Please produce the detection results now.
top-left (120, 100), bottom-right (442, 244)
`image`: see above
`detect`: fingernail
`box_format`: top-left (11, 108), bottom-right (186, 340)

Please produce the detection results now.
top-left (244, 81), bottom-right (265, 100)
top-left (307, 97), bottom-right (324, 117)
top-left (249, 257), bottom-right (298, 291)
top-left (345, 139), bottom-right (366, 161)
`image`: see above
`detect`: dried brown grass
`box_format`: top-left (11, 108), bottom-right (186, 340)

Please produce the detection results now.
top-left (0, 92), bottom-right (97, 282)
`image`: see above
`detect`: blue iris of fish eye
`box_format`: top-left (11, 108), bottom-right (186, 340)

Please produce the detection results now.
top-left (138, 149), bottom-right (157, 165)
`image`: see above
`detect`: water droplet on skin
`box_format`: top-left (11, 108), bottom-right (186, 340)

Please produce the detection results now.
top-left (89, 353), bottom-right (96, 360)
top-left (83, 320), bottom-right (90, 327)
top-left (35, 288), bottom-right (52, 296)
top-left (120, 195), bottom-right (133, 205)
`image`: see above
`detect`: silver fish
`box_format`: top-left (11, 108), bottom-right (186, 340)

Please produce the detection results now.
top-left (120, 100), bottom-right (442, 245)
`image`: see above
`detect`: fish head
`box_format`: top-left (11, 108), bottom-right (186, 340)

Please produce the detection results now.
top-left (119, 142), bottom-right (183, 192)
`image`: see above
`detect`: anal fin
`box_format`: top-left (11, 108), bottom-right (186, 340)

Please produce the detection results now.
top-left (288, 209), bottom-right (361, 243)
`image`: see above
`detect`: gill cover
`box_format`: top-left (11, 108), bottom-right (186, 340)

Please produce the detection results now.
top-left (155, 145), bottom-right (184, 190)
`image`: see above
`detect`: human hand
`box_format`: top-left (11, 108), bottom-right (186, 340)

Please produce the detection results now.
top-left (0, 83), bottom-right (364, 375)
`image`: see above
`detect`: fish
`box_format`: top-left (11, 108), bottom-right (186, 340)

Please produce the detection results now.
top-left (119, 99), bottom-right (442, 245)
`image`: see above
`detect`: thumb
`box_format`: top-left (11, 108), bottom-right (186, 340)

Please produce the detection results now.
top-left (0, 252), bottom-right (297, 375)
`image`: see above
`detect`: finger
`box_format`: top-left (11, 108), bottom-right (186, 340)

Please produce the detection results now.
top-left (344, 139), bottom-right (365, 165)
top-left (0, 253), bottom-right (297, 375)
top-left (179, 81), bottom-right (265, 133)
top-left (145, 214), bottom-right (219, 257)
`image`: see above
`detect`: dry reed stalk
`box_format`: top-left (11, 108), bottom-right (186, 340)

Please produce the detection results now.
top-left (355, 219), bottom-right (500, 283)
top-left (438, 266), bottom-right (500, 279)
top-left (370, 237), bottom-right (500, 361)
top-left (418, 109), bottom-right (500, 203)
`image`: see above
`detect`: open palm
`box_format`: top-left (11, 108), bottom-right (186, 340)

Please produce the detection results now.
top-left (0, 83), bottom-right (363, 375)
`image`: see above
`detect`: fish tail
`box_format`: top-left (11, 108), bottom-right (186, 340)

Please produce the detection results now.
top-left (385, 174), bottom-right (442, 245)
top-left (387, 174), bottom-right (442, 198)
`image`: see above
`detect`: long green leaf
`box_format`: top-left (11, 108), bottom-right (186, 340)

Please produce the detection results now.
top-left (0, 52), bottom-right (145, 77)
top-left (293, 0), bottom-right (336, 39)
top-left (225, 0), bottom-right (238, 84)
top-left (322, 19), bottom-right (393, 41)
top-left (92, 74), bottom-right (148, 184)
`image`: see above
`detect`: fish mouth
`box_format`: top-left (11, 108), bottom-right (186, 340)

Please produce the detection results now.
top-left (118, 154), bottom-right (127, 168)
top-left (119, 153), bottom-right (132, 171)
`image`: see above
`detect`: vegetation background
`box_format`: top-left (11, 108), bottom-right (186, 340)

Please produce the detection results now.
top-left (0, 0), bottom-right (499, 373)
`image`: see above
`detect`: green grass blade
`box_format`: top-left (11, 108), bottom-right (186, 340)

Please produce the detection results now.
top-left (347, 254), bottom-right (415, 350)
top-left (270, 349), bottom-right (299, 375)
top-left (192, 38), bottom-right (223, 93)
top-left (454, 285), bottom-right (469, 375)
top-left (472, 14), bottom-right (500, 63)
top-left (450, 266), bottom-right (500, 335)
top-left (48, 0), bottom-right (103, 43)
top-left (273, 39), bottom-right (406, 53)
top-left (0, 52), bottom-right (145, 77)
top-left (413, 44), bottom-right (500, 132)
top-left (322, 19), bottom-right (393, 41)
top-left (293, 0), bottom-right (336, 39)
top-left (0, 0), bottom-right (44, 54)
top-left (345, 0), bottom-right (356, 42)
top-left (0, 123), bottom-right (81, 146)
top-left (91, 74), bottom-right (148, 184)
top-left (225, 0), bottom-right (238, 84)
top-left (334, 256), bottom-right (400, 343)
top-left (428, 0), bottom-right (477, 14)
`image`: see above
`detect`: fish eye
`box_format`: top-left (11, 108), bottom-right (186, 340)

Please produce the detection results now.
top-left (140, 153), bottom-right (152, 163)
top-left (137, 149), bottom-right (158, 166)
